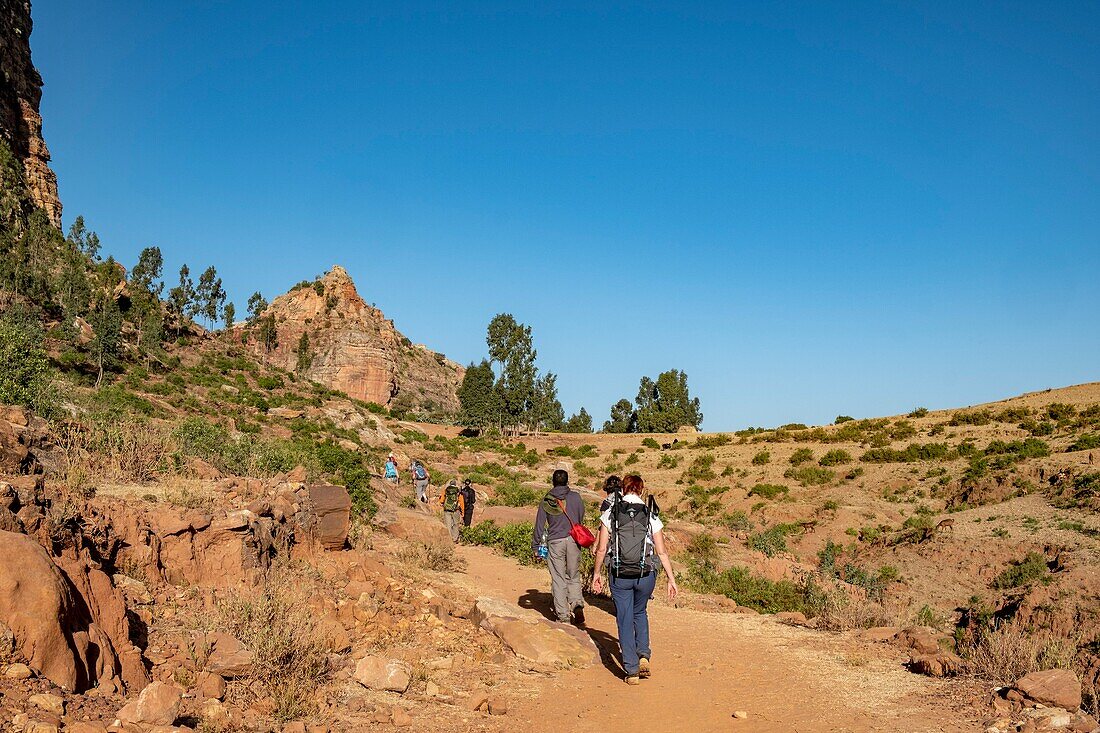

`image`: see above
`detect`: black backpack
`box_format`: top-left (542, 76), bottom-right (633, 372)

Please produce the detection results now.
top-left (609, 493), bottom-right (658, 579)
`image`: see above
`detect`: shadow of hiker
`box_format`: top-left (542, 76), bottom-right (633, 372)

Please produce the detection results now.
top-left (517, 588), bottom-right (625, 678)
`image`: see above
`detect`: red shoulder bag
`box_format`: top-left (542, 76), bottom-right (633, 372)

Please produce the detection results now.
top-left (556, 498), bottom-right (596, 548)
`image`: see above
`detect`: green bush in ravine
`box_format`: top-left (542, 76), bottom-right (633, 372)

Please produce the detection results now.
top-left (747, 523), bottom-right (802, 556)
top-left (992, 552), bottom-right (1050, 589)
top-left (784, 466), bottom-right (834, 486)
top-left (0, 317), bottom-right (58, 416)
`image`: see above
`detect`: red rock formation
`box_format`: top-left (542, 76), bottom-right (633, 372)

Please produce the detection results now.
top-left (0, 0), bottom-right (62, 227)
top-left (246, 266), bottom-right (463, 412)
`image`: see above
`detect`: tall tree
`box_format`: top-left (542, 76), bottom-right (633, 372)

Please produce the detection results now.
top-left (603, 398), bottom-right (637, 433)
top-left (66, 216), bottom-right (101, 261)
top-left (129, 247), bottom-right (164, 349)
top-left (563, 407), bottom-right (594, 433)
top-left (167, 264), bottom-right (194, 331)
top-left (246, 292), bottom-right (268, 326)
top-left (457, 360), bottom-right (500, 428)
top-left (530, 372), bottom-right (564, 433)
top-left (89, 295), bottom-right (122, 387)
top-left (195, 265), bottom-right (225, 329)
top-left (296, 332), bottom-right (312, 373)
top-left (257, 314), bottom-right (278, 354)
top-left (634, 369), bottom-right (703, 433)
top-left (223, 302), bottom-right (236, 330)
top-left (486, 313), bottom-right (537, 430)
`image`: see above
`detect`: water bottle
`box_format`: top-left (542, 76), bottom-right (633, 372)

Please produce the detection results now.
top-left (536, 528), bottom-right (549, 560)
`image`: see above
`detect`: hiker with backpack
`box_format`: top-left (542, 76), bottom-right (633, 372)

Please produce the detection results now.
top-left (383, 454), bottom-right (399, 484)
top-left (439, 479), bottom-right (465, 541)
top-left (531, 469), bottom-right (592, 627)
top-left (600, 474), bottom-right (623, 512)
top-left (591, 473), bottom-right (679, 685)
top-left (411, 460), bottom-right (431, 504)
top-left (459, 478), bottom-right (477, 526)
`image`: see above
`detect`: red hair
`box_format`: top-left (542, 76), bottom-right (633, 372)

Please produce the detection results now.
top-left (622, 474), bottom-right (644, 495)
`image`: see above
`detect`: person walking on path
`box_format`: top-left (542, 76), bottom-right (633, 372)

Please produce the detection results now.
top-left (383, 454), bottom-right (399, 484)
top-left (591, 473), bottom-right (678, 685)
top-left (459, 478), bottom-right (477, 527)
top-left (532, 469), bottom-right (587, 627)
top-left (600, 474), bottom-right (623, 512)
top-left (411, 460), bottom-right (431, 504)
top-left (439, 479), bottom-right (465, 542)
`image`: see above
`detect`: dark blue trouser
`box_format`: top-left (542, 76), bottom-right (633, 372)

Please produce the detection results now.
top-left (610, 572), bottom-right (656, 675)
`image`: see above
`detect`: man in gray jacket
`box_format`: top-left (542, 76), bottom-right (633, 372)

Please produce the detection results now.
top-left (532, 469), bottom-right (587, 626)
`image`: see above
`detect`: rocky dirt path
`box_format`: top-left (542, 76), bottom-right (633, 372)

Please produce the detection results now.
top-left (455, 545), bottom-right (985, 733)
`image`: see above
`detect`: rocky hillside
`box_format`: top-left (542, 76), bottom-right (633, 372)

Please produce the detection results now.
top-left (246, 266), bottom-right (463, 415)
top-left (0, 0), bottom-right (61, 227)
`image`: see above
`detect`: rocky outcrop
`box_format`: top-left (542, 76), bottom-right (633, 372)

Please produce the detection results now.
top-left (245, 267), bottom-right (463, 412)
top-left (0, 0), bottom-right (62, 227)
top-left (469, 596), bottom-right (598, 669)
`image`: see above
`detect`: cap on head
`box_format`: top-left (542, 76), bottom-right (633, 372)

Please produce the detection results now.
top-left (552, 469), bottom-right (569, 487)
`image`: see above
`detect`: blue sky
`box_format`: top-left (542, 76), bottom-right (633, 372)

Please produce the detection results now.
top-left (31, 1), bottom-right (1099, 430)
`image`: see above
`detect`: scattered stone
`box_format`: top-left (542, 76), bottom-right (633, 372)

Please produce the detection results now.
top-left (67, 722), bottom-right (108, 733)
top-left (24, 721), bottom-right (59, 733)
top-left (733, 710), bottom-right (749, 719)
top-left (206, 633), bottom-right (253, 678)
top-left (425, 680), bottom-right (440, 697)
top-left (354, 655), bottom-right (412, 693)
top-left (487, 696), bottom-right (508, 716)
top-left (28, 693), bottom-right (64, 716)
top-left (4, 662), bottom-right (33, 679)
top-left (893, 627), bottom-right (943, 656)
top-left (115, 681), bottom-right (182, 726)
top-left (910, 652), bottom-right (966, 677)
top-left (282, 722), bottom-right (307, 733)
top-left (775, 612), bottom-right (808, 626)
top-left (1015, 669), bottom-right (1082, 711)
top-left (859, 626), bottom-right (901, 643)
top-left (307, 485), bottom-right (352, 550)
top-left (198, 671), bottom-right (227, 700)
top-left (467, 692), bottom-right (490, 712)
top-left (390, 707), bottom-right (412, 727)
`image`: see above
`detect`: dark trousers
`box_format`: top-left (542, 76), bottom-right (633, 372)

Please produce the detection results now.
top-left (610, 572), bottom-right (656, 676)
top-left (462, 504), bottom-right (474, 526)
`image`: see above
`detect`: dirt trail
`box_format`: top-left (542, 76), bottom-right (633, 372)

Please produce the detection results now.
top-left (455, 545), bottom-right (983, 733)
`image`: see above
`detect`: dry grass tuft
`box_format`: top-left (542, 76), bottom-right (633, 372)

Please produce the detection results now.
top-left (217, 573), bottom-right (330, 722)
top-left (54, 417), bottom-right (172, 484)
top-left (396, 541), bottom-right (467, 573)
top-left (968, 623), bottom-right (1078, 686)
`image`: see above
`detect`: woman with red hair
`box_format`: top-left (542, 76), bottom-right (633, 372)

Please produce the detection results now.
top-left (591, 474), bottom-right (678, 685)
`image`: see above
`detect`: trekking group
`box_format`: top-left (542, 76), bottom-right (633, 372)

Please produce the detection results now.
top-left (388, 452), bottom-right (677, 684)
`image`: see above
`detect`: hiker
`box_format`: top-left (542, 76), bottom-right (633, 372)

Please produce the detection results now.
top-left (411, 460), bottom-right (431, 503)
top-left (439, 479), bottom-right (465, 541)
top-left (591, 473), bottom-right (678, 685)
top-left (383, 454), bottom-right (399, 484)
top-left (600, 474), bottom-right (623, 512)
top-left (532, 469), bottom-right (587, 627)
top-left (459, 478), bottom-right (477, 527)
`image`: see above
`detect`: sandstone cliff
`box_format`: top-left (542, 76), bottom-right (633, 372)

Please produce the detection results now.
top-left (0, 0), bottom-right (61, 227)
top-left (248, 266), bottom-right (464, 413)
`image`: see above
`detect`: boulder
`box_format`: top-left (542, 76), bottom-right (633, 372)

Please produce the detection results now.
top-left (893, 627), bottom-right (943, 656)
top-left (470, 597), bottom-right (598, 668)
top-left (381, 509), bottom-right (451, 545)
top-left (28, 693), bottom-right (64, 716)
top-left (0, 530), bottom-right (122, 691)
top-left (206, 633), bottom-right (253, 678)
top-left (909, 652), bottom-right (966, 677)
top-left (307, 485), bottom-right (352, 550)
top-left (1015, 669), bottom-right (1082, 711)
top-left (859, 626), bottom-right (901, 643)
top-left (115, 681), bottom-right (182, 726)
top-left (775, 612), bottom-right (809, 627)
top-left (354, 655), bottom-right (411, 693)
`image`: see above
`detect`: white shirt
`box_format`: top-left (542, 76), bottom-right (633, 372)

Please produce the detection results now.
top-left (600, 493), bottom-right (664, 533)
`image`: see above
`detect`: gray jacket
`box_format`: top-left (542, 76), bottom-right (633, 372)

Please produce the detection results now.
top-left (532, 485), bottom-right (585, 550)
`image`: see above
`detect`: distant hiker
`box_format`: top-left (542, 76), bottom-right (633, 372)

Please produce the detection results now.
top-left (600, 474), bottom-right (623, 513)
top-left (591, 473), bottom-right (678, 685)
top-left (532, 469), bottom-right (588, 627)
top-left (439, 479), bottom-right (465, 542)
top-left (412, 460), bottom-right (431, 503)
top-left (459, 478), bottom-right (477, 527)
top-left (383, 455), bottom-right (399, 484)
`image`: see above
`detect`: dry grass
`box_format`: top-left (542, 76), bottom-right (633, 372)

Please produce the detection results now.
top-left (396, 541), bottom-right (467, 573)
top-left (54, 417), bottom-right (172, 485)
top-left (968, 623), bottom-right (1078, 686)
top-left (217, 572), bottom-right (330, 722)
top-left (812, 583), bottom-right (897, 632)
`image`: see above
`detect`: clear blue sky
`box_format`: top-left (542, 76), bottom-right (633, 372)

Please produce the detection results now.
top-left (31, 1), bottom-right (1099, 430)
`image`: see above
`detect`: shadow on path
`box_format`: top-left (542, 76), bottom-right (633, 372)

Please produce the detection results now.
top-left (517, 588), bottom-right (624, 678)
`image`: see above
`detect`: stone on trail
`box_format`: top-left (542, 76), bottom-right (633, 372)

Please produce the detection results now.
top-left (28, 693), bottom-right (64, 716)
top-left (206, 632), bottom-right (254, 678)
top-left (390, 706), bottom-right (413, 727)
top-left (354, 655), bottom-right (412, 693)
top-left (1014, 668), bottom-right (1082, 711)
top-left (115, 680), bottom-right (182, 727)
top-left (470, 596), bottom-right (598, 668)
top-left (732, 710), bottom-right (749, 719)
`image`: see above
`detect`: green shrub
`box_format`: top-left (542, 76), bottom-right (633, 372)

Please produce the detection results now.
top-left (256, 375), bottom-right (284, 390)
top-left (460, 521), bottom-right (536, 565)
top-left (683, 452), bottom-right (717, 482)
top-left (489, 480), bottom-right (542, 507)
top-left (657, 454), bottom-right (679, 469)
top-left (789, 448), bottom-right (814, 465)
top-left (992, 552), bottom-right (1049, 589)
top-left (860, 442), bottom-right (952, 463)
top-left (748, 523), bottom-right (800, 556)
top-left (681, 484), bottom-right (726, 519)
top-left (0, 318), bottom-right (57, 416)
top-left (818, 449), bottom-right (851, 466)
top-left (950, 410), bottom-right (993, 426)
top-left (1046, 403), bottom-right (1077, 422)
top-left (784, 466), bottom-right (834, 486)
top-left (719, 510), bottom-right (752, 532)
top-left (641, 437), bottom-right (660, 449)
top-left (908, 407), bottom-right (929, 418)
top-left (834, 415), bottom-right (854, 424)
top-left (683, 562), bottom-right (812, 613)
top-left (747, 483), bottom-right (788, 500)
top-left (1068, 434), bottom-right (1100, 452)
top-left (890, 420), bottom-right (917, 439)
top-left (751, 450), bottom-right (770, 466)
top-left (694, 434), bottom-right (731, 449)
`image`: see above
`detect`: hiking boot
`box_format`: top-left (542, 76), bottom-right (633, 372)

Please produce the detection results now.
top-left (572, 606), bottom-right (585, 628)
top-left (638, 657), bottom-right (651, 678)
top-left (625, 675), bottom-right (641, 686)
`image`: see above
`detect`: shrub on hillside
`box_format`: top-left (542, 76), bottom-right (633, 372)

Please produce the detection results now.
top-left (907, 407), bottom-right (929, 418)
top-left (0, 317), bottom-right (57, 416)
top-left (818, 449), bottom-right (851, 466)
top-left (694, 434), bottom-right (731, 449)
top-left (747, 483), bottom-right (788, 500)
top-left (784, 466), bottom-right (834, 486)
top-left (641, 437), bottom-right (661, 449)
top-left (489, 480), bottom-right (542, 507)
top-left (751, 450), bottom-right (770, 465)
top-left (747, 523), bottom-right (801, 557)
top-left (682, 452), bottom-right (717, 482)
top-left (460, 520), bottom-right (536, 565)
top-left (992, 552), bottom-right (1049, 589)
top-left (1068, 434), bottom-right (1100, 452)
top-left (788, 448), bottom-right (814, 465)
top-left (682, 562), bottom-right (812, 614)
top-left (859, 442), bottom-right (952, 463)
top-left (834, 415), bottom-right (854, 424)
